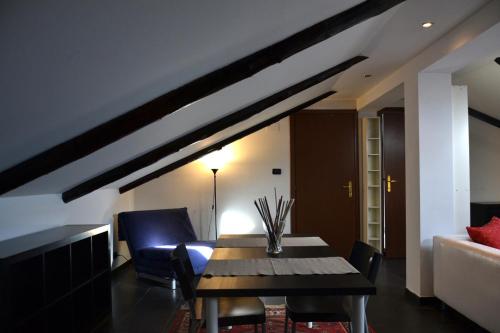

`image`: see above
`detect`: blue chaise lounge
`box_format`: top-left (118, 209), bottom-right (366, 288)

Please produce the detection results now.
top-left (118, 208), bottom-right (215, 285)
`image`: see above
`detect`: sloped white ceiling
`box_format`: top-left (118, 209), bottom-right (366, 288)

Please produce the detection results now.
top-left (333, 0), bottom-right (488, 99)
top-left (0, 0), bottom-right (361, 170)
top-left (0, 0), bottom-right (489, 197)
top-left (110, 80), bottom-right (338, 192)
top-left (453, 56), bottom-right (500, 118)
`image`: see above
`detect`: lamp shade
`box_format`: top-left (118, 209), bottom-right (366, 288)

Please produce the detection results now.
top-left (200, 148), bottom-right (232, 170)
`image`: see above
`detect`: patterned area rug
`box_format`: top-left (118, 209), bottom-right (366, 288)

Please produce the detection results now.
top-left (167, 305), bottom-right (375, 333)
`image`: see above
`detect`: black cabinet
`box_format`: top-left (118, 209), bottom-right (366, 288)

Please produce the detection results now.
top-left (72, 238), bottom-right (93, 288)
top-left (0, 225), bottom-right (111, 333)
top-left (46, 245), bottom-right (71, 303)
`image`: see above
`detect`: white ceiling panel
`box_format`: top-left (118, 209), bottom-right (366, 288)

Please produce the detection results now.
top-left (4, 14), bottom-right (384, 195)
top-left (332, 0), bottom-right (488, 99)
top-left (453, 55), bottom-right (500, 118)
top-left (0, 0), bottom-right (362, 170)
top-left (1, 0), bottom-right (490, 197)
top-left (108, 79), bottom-right (338, 191)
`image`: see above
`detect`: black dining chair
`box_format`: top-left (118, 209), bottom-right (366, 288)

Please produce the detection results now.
top-left (171, 244), bottom-right (267, 333)
top-left (284, 241), bottom-right (382, 333)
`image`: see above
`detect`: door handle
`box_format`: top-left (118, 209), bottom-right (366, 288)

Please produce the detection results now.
top-left (387, 175), bottom-right (397, 193)
top-left (342, 181), bottom-right (353, 198)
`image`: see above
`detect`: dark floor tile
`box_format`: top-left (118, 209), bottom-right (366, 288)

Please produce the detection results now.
top-left (367, 259), bottom-right (488, 333)
top-left (111, 287), bottom-right (179, 333)
top-left (95, 265), bottom-right (181, 333)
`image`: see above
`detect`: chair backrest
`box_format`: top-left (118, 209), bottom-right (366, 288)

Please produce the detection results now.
top-left (173, 243), bottom-right (196, 281)
top-left (171, 245), bottom-right (197, 303)
top-left (117, 208), bottom-right (197, 257)
top-left (348, 241), bottom-right (383, 284)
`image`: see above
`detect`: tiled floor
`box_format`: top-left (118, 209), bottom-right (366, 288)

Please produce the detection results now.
top-left (96, 259), bottom-right (488, 333)
top-left (366, 259), bottom-right (487, 333)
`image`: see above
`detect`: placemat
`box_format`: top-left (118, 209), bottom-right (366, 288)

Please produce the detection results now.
top-left (215, 236), bottom-right (328, 248)
top-left (203, 257), bottom-right (358, 276)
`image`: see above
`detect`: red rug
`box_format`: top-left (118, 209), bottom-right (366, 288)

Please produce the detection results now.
top-left (167, 305), bottom-right (375, 333)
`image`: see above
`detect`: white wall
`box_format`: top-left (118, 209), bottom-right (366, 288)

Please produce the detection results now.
top-left (453, 61), bottom-right (500, 202)
top-left (412, 75), bottom-right (471, 296)
top-left (133, 118), bottom-right (291, 240)
top-left (0, 189), bottom-right (134, 263)
top-left (357, 2), bottom-right (500, 297)
top-left (416, 73), bottom-right (456, 296)
top-left (469, 117), bottom-right (500, 202)
top-left (403, 75), bottom-right (421, 294)
top-left (452, 86), bottom-right (470, 230)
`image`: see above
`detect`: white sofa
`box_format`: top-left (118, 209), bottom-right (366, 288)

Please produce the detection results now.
top-left (433, 235), bottom-right (500, 333)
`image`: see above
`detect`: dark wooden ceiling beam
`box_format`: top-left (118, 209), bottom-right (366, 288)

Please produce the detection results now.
top-left (0, 0), bottom-right (404, 195)
top-left (468, 108), bottom-right (500, 128)
top-left (119, 91), bottom-right (334, 193)
top-left (62, 56), bottom-right (367, 202)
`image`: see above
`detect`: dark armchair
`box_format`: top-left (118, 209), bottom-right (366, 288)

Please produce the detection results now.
top-left (118, 208), bottom-right (215, 283)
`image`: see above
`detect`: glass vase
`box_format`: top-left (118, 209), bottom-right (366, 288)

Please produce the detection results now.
top-left (265, 231), bottom-right (283, 255)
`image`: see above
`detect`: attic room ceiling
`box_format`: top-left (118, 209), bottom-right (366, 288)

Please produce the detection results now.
top-left (453, 54), bottom-right (500, 119)
top-left (331, 0), bottom-right (488, 100)
top-left (0, 0), bottom-right (490, 198)
top-left (0, 0), bottom-right (365, 171)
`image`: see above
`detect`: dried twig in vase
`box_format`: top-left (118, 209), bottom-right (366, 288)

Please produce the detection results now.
top-left (254, 189), bottom-right (295, 254)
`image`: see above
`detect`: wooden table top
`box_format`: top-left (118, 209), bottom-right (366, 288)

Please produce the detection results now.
top-left (196, 239), bottom-right (376, 298)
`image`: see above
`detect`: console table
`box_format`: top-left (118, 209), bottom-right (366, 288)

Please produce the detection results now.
top-left (0, 224), bottom-right (111, 333)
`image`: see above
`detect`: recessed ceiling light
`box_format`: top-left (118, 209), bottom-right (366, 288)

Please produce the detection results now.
top-left (422, 21), bottom-right (433, 28)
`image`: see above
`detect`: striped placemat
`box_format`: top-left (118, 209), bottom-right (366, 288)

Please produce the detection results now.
top-left (203, 257), bottom-right (358, 276)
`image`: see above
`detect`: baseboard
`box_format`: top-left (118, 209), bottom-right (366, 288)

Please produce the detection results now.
top-left (404, 288), bottom-right (439, 306)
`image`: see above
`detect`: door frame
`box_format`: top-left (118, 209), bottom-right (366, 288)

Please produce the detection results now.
top-left (290, 109), bottom-right (360, 239)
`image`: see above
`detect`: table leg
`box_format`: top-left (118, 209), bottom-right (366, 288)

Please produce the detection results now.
top-left (352, 295), bottom-right (365, 333)
top-left (205, 297), bottom-right (218, 333)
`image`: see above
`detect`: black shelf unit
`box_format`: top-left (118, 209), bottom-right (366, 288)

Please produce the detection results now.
top-left (0, 225), bottom-right (111, 333)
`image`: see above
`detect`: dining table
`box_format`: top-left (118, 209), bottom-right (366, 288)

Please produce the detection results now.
top-left (196, 234), bottom-right (376, 333)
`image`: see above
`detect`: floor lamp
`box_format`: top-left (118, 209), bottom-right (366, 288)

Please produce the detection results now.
top-left (211, 168), bottom-right (219, 239)
top-left (200, 149), bottom-right (228, 240)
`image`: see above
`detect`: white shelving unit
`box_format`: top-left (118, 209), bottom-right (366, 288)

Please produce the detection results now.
top-left (361, 117), bottom-right (382, 252)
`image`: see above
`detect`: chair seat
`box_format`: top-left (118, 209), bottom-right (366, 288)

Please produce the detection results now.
top-left (286, 296), bottom-right (351, 323)
top-left (195, 297), bottom-right (266, 327)
top-left (139, 241), bottom-right (215, 275)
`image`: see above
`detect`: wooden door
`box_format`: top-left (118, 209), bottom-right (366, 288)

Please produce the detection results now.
top-left (379, 108), bottom-right (405, 258)
top-left (291, 109), bottom-right (359, 258)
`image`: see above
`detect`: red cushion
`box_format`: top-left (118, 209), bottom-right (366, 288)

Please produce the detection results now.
top-left (466, 216), bottom-right (500, 249)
